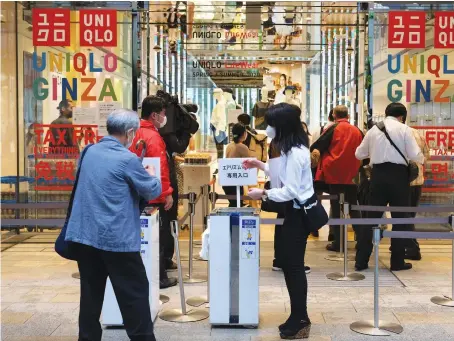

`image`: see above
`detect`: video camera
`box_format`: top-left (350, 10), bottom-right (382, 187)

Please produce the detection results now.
top-left (155, 90), bottom-right (199, 136)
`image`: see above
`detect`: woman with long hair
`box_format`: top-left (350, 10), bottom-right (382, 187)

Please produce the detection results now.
top-left (245, 103), bottom-right (313, 339)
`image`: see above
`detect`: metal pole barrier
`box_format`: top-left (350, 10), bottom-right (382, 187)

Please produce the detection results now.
top-left (327, 202), bottom-right (365, 281)
top-left (184, 192), bottom-right (206, 284)
top-left (194, 186), bottom-right (205, 247)
top-left (350, 226), bottom-right (403, 336)
top-left (326, 193), bottom-right (353, 262)
top-left (211, 175), bottom-right (217, 210)
top-left (159, 221), bottom-right (209, 323)
top-left (187, 216), bottom-right (210, 308)
top-left (431, 216), bottom-right (454, 307)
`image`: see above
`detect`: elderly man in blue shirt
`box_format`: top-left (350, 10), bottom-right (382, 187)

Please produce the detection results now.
top-left (66, 109), bottom-right (162, 341)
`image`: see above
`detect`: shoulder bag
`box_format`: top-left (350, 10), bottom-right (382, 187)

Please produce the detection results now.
top-left (55, 144), bottom-right (94, 260)
top-left (294, 193), bottom-right (329, 233)
top-left (376, 122), bottom-right (419, 183)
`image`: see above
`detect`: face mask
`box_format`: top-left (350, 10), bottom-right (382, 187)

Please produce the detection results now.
top-left (125, 130), bottom-right (135, 149)
top-left (154, 113), bottom-right (167, 128)
top-left (266, 126), bottom-right (276, 139)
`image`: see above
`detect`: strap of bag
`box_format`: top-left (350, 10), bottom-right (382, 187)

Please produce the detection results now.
top-left (65, 144), bottom-right (94, 220)
top-left (377, 122), bottom-right (409, 166)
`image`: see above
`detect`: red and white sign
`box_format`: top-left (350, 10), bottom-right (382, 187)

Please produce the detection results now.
top-left (388, 11), bottom-right (425, 49)
top-left (32, 8), bottom-right (70, 46)
top-left (434, 12), bottom-right (454, 48)
top-left (80, 10), bottom-right (117, 47)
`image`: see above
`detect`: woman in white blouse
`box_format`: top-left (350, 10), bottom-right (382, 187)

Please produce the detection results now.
top-left (244, 103), bottom-right (314, 339)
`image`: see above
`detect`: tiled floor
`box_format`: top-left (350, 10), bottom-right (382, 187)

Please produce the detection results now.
top-left (1, 221), bottom-right (454, 341)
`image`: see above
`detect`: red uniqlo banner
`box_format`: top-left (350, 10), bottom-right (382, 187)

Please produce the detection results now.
top-left (79, 10), bottom-right (117, 47)
top-left (434, 12), bottom-right (454, 48)
top-left (32, 8), bottom-right (71, 46)
top-left (388, 11), bottom-right (426, 49)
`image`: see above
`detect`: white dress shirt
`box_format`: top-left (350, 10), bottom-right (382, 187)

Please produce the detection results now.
top-left (355, 116), bottom-right (424, 166)
top-left (264, 146), bottom-right (314, 207)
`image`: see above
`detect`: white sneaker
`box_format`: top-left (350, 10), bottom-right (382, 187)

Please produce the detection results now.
top-left (305, 266), bottom-right (311, 274)
top-left (272, 266), bottom-right (283, 271)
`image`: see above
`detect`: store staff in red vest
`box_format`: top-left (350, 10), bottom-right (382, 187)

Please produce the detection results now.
top-left (129, 96), bottom-right (177, 289)
top-left (310, 105), bottom-right (364, 253)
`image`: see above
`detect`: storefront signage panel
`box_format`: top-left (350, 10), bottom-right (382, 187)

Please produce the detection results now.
top-left (31, 8), bottom-right (119, 102)
top-left (386, 11), bottom-right (454, 104)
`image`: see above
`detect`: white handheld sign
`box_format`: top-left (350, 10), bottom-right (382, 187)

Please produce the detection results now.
top-left (218, 158), bottom-right (258, 208)
top-left (142, 157), bottom-right (161, 180)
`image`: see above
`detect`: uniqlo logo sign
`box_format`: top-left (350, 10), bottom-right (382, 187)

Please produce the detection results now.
top-left (434, 12), bottom-right (454, 48)
top-left (32, 8), bottom-right (70, 46)
top-left (80, 10), bottom-right (117, 47)
top-left (388, 11), bottom-right (426, 48)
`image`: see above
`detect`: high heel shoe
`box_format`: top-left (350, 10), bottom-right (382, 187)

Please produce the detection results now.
top-left (280, 320), bottom-right (311, 339)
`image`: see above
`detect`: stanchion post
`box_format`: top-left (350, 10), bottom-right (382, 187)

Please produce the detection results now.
top-left (325, 193), bottom-right (353, 262)
top-left (350, 226), bottom-right (403, 336)
top-left (159, 221), bottom-right (209, 323)
top-left (211, 175), bottom-right (216, 210)
top-left (431, 215), bottom-right (454, 307)
top-left (184, 192), bottom-right (206, 284)
top-left (326, 202), bottom-right (365, 282)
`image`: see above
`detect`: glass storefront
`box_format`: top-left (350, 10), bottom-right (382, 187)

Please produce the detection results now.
top-left (1, 1), bottom-right (453, 230)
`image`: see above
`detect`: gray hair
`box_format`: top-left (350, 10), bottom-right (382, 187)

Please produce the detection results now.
top-left (106, 109), bottom-right (140, 135)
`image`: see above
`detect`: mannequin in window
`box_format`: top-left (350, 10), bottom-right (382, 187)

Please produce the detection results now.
top-left (251, 86), bottom-right (270, 130)
top-left (222, 88), bottom-right (237, 112)
top-left (274, 74), bottom-right (287, 104)
top-left (210, 88), bottom-right (227, 159)
top-left (167, 6), bottom-right (179, 54)
top-left (283, 86), bottom-right (300, 107)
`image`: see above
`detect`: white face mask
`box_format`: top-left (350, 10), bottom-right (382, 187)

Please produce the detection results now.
top-left (154, 113), bottom-right (167, 129)
top-left (266, 126), bottom-right (276, 139)
top-left (125, 129), bottom-right (135, 149)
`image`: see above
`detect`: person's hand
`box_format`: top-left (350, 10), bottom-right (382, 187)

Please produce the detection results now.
top-left (164, 195), bottom-right (174, 211)
top-left (248, 188), bottom-right (265, 200)
top-left (243, 159), bottom-right (261, 170)
top-left (145, 165), bottom-right (156, 177)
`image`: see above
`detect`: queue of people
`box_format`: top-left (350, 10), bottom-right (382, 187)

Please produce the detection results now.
top-left (61, 99), bottom-right (429, 341)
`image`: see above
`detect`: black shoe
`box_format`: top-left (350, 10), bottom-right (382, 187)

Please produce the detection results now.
top-left (355, 263), bottom-right (369, 271)
top-left (311, 231), bottom-right (319, 238)
top-left (328, 234), bottom-right (335, 242)
top-left (305, 266), bottom-right (311, 274)
top-left (166, 260), bottom-right (178, 271)
top-left (390, 263), bottom-right (412, 271)
top-left (160, 277), bottom-right (178, 289)
top-left (405, 252), bottom-right (422, 261)
top-left (280, 319), bottom-right (311, 339)
top-left (326, 243), bottom-right (340, 252)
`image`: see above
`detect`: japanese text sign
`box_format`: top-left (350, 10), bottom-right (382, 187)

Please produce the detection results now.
top-left (32, 8), bottom-right (70, 46)
top-left (434, 12), bottom-right (454, 48)
top-left (388, 11), bottom-right (425, 49)
top-left (32, 8), bottom-right (117, 47)
top-left (218, 158), bottom-right (257, 186)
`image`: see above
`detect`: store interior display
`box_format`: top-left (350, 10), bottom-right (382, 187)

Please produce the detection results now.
top-left (251, 87), bottom-right (271, 130)
top-left (184, 152), bottom-right (212, 165)
top-left (274, 74), bottom-right (288, 105)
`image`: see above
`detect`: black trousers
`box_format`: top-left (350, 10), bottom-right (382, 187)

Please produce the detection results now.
top-left (314, 181), bottom-right (334, 239)
top-left (329, 184), bottom-right (361, 249)
top-left (273, 209), bottom-right (285, 268)
top-left (281, 203), bottom-right (310, 321)
top-left (76, 243), bottom-right (156, 341)
top-left (222, 186), bottom-right (244, 208)
top-left (156, 205), bottom-right (175, 279)
top-left (407, 185), bottom-right (422, 254)
top-left (356, 163), bottom-right (411, 268)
